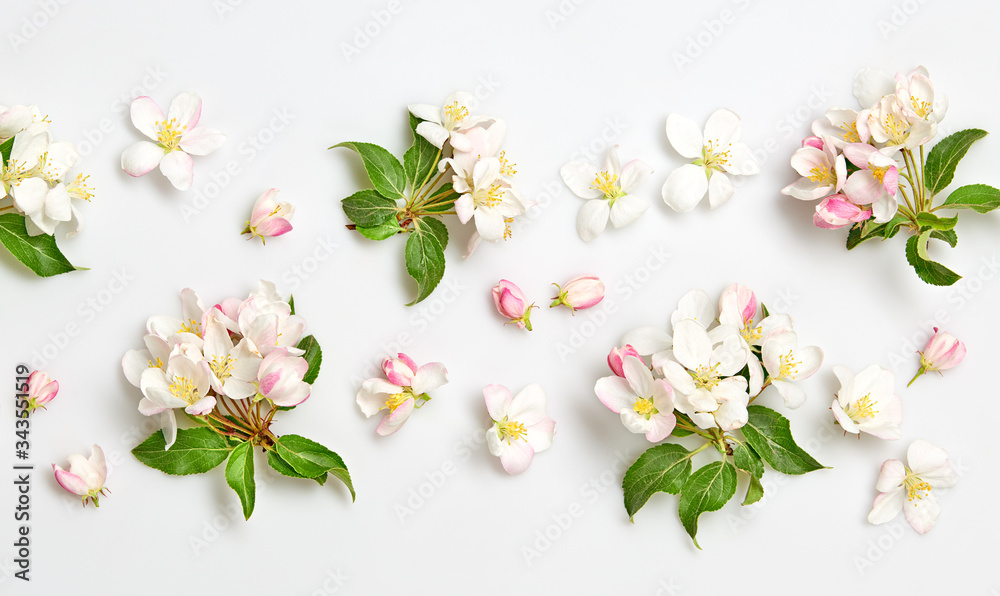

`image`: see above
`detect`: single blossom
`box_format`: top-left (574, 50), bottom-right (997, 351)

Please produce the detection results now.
top-left (492, 279), bottom-right (537, 330)
top-left (759, 330), bottom-right (823, 409)
top-left (830, 364), bottom-right (902, 440)
top-left (139, 349), bottom-right (215, 449)
top-left (24, 370), bottom-right (59, 413)
top-left (407, 91), bottom-right (491, 151)
top-left (255, 348), bottom-right (311, 407)
top-left (908, 327), bottom-right (965, 386)
top-left (607, 344), bottom-right (641, 377)
top-left (810, 108), bottom-right (869, 149)
top-left (121, 92), bottom-right (226, 190)
top-left (866, 95), bottom-right (933, 152)
top-left (561, 145), bottom-right (652, 242)
top-left (662, 108), bottom-right (760, 212)
top-left (356, 355), bottom-right (449, 436)
top-left (781, 136), bottom-right (847, 201)
top-left (550, 276), bottom-right (605, 312)
top-left (6, 134), bottom-right (80, 236)
top-left (595, 356), bottom-right (676, 442)
top-left (895, 66), bottom-right (947, 132)
top-left (868, 439), bottom-right (957, 534)
top-left (813, 194), bottom-right (873, 229)
top-left (243, 188), bottom-right (293, 244)
top-left (202, 312), bottom-right (262, 400)
top-left (485, 383), bottom-right (556, 474)
top-left (453, 156), bottom-right (525, 242)
top-left (52, 444), bottom-right (109, 507)
top-left (842, 143), bottom-right (899, 222)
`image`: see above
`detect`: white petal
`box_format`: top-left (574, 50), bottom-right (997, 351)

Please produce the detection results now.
top-left (902, 491), bottom-right (940, 534)
top-left (130, 97), bottom-right (164, 140)
top-left (618, 159), bottom-right (653, 192)
top-left (608, 194), bottom-right (649, 228)
top-left (167, 92), bottom-right (202, 130)
top-left (867, 489), bottom-right (904, 525)
top-left (665, 113), bottom-right (703, 158)
top-left (707, 170), bottom-right (734, 209)
top-left (411, 362), bottom-right (449, 395)
top-left (484, 384), bottom-right (513, 421)
top-left (576, 199), bottom-right (610, 242)
top-left (621, 327), bottom-right (672, 355)
top-left (662, 164), bottom-right (708, 211)
top-left (671, 319), bottom-right (711, 370)
top-left (507, 383), bottom-right (547, 427)
top-left (159, 151), bottom-right (194, 191)
top-left (179, 127), bottom-right (225, 156)
top-left (559, 160), bottom-right (603, 199)
top-left (121, 141), bottom-right (163, 177)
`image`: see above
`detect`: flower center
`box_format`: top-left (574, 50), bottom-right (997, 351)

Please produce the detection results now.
top-left (633, 397), bottom-right (657, 418)
top-left (497, 418), bottom-right (528, 444)
top-left (840, 121), bottom-right (861, 143)
top-left (702, 139), bottom-right (732, 170)
top-left (442, 101), bottom-right (469, 129)
top-left (503, 216), bottom-right (514, 240)
top-left (740, 323), bottom-right (762, 345)
top-left (807, 163), bottom-right (835, 184)
top-left (210, 355), bottom-right (235, 381)
top-left (910, 97), bottom-right (932, 119)
top-left (903, 470), bottom-right (932, 503)
top-left (179, 318), bottom-right (201, 335)
top-left (590, 171), bottom-right (621, 200)
top-left (156, 118), bottom-right (186, 151)
top-left (845, 393), bottom-right (878, 421)
top-left (869, 164), bottom-right (890, 185)
top-left (498, 150), bottom-right (517, 177)
top-left (881, 112), bottom-right (910, 145)
top-left (67, 173), bottom-right (94, 201)
top-left (691, 364), bottom-right (721, 390)
top-left (169, 376), bottom-right (200, 405)
top-left (778, 350), bottom-right (799, 379)
top-left (473, 181), bottom-right (504, 208)
top-left (147, 357), bottom-right (164, 369)
top-left (383, 391), bottom-right (411, 413)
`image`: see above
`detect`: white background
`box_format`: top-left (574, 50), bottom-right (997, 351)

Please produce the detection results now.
top-left (2, 0), bottom-right (999, 594)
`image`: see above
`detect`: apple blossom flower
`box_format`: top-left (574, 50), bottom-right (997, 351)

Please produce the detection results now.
top-left (6, 135), bottom-right (80, 236)
top-left (908, 327), bottom-right (965, 386)
top-left (236, 284), bottom-right (307, 357)
top-left (485, 383), bottom-right (556, 474)
top-left (356, 354), bottom-right (449, 436)
top-left (24, 370), bottom-right (58, 413)
top-left (607, 345), bottom-right (641, 377)
top-left (868, 439), bottom-right (957, 534)
top-left (866, 95), bottom-right (933, 151)
top-left (801, 136), bottom-right (824, 150)
top-left (139, 349), bottom-right (215, 448)
top-left (595, 356), bottom-right (676, 442)
top-left (853, 68), bottom-right (897, 110)
top-left (550, 276), bottom-right (604, 312)
top-left (441, 119), bottom-right (507, 184)
top-left (813, 195), bottom-right (873, 229)
top-left (53, 444), bottom-right (109, 507)
top-left (830, 364), bottom-right (902, 440)
top-left (121, 92), bottom-right (226, 191)
top-left (202, 313), bottom-right (262, 400)
top-left (842, 143), bottom-right (899, 222)
top-left (407, 91), bottom-right (491, 151)
top-left (0, 104), bottom-right (42, 141)
top-left (895, 66), bottom-right (947, 131)
top-left (718, 283), bottom-right (757, 329)
top-left (242, 188), bottom-right (293, 244)
top-left (492, 279), bottom-right (537, 331)
top-left (810, 108), bottom-right (869, 149)
top-left (662, 108), bottom-right (760, 212)
top-left (454, 156), bottom-right (525, 242)
top-left (759, 331), bottom-right (823, 409)
top-left (254, 348), bottom-right (310, 407)
top-left (561, 145), bottom-right (652, 242)
top-left (781, 136), bottom-right (847, 200)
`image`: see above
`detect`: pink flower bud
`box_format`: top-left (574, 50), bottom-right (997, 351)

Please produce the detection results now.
top-left (25, 370), bottom-right (59, 413)
top-left (719, 283), bottom-right (757, 325)
top-left (607, 345), bottom-right (641, 377)
top-left (802, 136), bottom-right (824, 150)
top-left (243, 188), bottom-right (294, 244)
top-left (813, 195), bottom-right (872, 230)
top-left (52, 444), bottom-right (109, 508)
top-left (550, 276), bottom-right (605, 312)
top-left (382, 353), bottom-right (419, 386)
top-left (909, 327), bottom-right (965, 386)
top-left (492, 279), bottom-right (537, 331)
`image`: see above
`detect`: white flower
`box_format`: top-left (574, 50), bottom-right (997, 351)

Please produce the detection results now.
top-left (595, 355), bottom-right (676, 442)
top-left (811, 109), bottom-right (868, 149)
top-left (407, 91), bottom-right (491, 151)
top-left (781, 136), bottom-right (847, 200)
top-left (866, 95), bottom-right (932, 151)
top-left (759, 330), bottom-right (823, 408)
top-left (830, 364), bottom-right (902, 440)
top-left (454, 157), bottom-right (525, 242)
top-left (484, 383), bottom-right (556, 474)
top-left (561, 145), bottom-right (651, 242)
top-left (121, 92), bottom-right (226, 191)
top-left (868, 439), bottom-right (957, 534)
top-left (441, 119), bottom-right (507, 183)
top-left (203, 312), bottom-right (262, 400)
top-left (662, 108), bottom-right (759, 211)
top-left (895, 66), bottom-right (947, 132)
top-left (138, 348), bottom-right (215, 449)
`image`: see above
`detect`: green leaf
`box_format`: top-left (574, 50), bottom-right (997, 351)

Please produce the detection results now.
top-left (880, 214), bottom-right (910, 239)
top-left (341, 189), bottom-right (398, 227)
top-left (356, 219), bottom-right (401, 240)
top-left (741, 405), bottom-right (825, 475)
top-left (677, 460), bottom-right (738, 548)
top-left (296, 335), bottom-right (322, 385)
top-left (423, 182), bottom-right (460, 213)
top-left (132, 427), bottom-right (233, 475)
top-left (622, 444), bottom-right (693, 521)
top-left (940, 184), bottom-right (1000, 214)
top-left (419, 216), bottom-right (449, 251)
top-left (273, 434), bottom-right (354, 501)
top-left (759, 303), bottom-right (770, 319)
top-left (333, 142), bottom-right (407, 199)
top-left (732, 443), bottom-right (764, 478)
top-left (403, 225), bottom-right (446, 306)
top-left (915, 212), bottom-right (958, 231)
top-left (225, 441), bottom-right (256, 519)
top-left (0, 138), bottom-right (12, 162)
top-left (404, 114), bottom-right (440, 193)
top-left (905, 229), bottom-right (961, 286)
top-left (924, 129), bottom-right (988, 194)
top-left (845, 223), bottom-right (875, 250)
top-left (288, 295), bottom-right (295, 315)
top-left (670, 413), bottom-right (695, 438)
top-left (0, 213), bottom-right (83, 277)
top-left (266, 450), bottom-right (327, 485)
top-left (742, 475), bottom-right (765, 506)
top-left (931, 228), bottom-right (958, 248)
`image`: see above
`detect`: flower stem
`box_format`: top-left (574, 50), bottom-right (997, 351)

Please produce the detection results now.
top-left (412, 170), bottom-right (449, 205)
top-left (907, 364), bottom-right (928, 387)
top-left (407, 148), bottom-right (442, 209)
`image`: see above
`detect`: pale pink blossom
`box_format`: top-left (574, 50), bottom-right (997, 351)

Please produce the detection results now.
top-left (842, 143), bottom-right (899, 222)
top-left (485, 383), bottom-right (556, 474)
top-left (256, 348), bottom-right (311, 407)
top-left (550, 276), bottom-right (604, 312)
top-left (868, 439), bottom-right (957, 534)
top-left (781, 136), bottom-right (847, 201)
top-left (356, 355), bottom-right (449, 436)
top-left (243, 188), bottom-right (293, 244)
top-left (52, 445), bottom-right (108, 507)
top-left (596, 355), bottom-right (677, 442)
top-left (607, 345), bottom-right (641, 377)
top-left (24, 370), bottom-right (59, 413)
top-left (908, 327), bottom-right (965, 386)
top-left (492, 279), bottom-right (537, 330)
top-left (813, 195), bottom-right (873, 229)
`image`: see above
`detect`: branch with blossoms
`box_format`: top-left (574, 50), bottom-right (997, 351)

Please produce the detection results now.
top-left (0, 104), bottom-right (91, 276)
top-left (595, 284), bottom-right (826, 548)
top-left (785, 65), bottom-right (998, 286)
top-left (123, 281), bottom-right (353, 520)
top-left (333, 91), bottom-right (527, 305)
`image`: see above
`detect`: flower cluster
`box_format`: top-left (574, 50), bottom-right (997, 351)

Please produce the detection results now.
top-left (594, 283), bottom-right (825, 546)
top-left (337, 91), bottom-right (529, 305)
top-left (356, 353), bottom-right (449, 436)
top-left (784, 66), bottom-right (994, 286)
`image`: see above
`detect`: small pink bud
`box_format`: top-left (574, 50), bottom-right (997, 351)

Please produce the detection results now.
top-left (813, 194), bottom-right (872, 230)
top-left (242, 188), bottom-right (294, 244)
top-left (909, 327), bottom-right (966, 386)
top-left (719, 283), bottom-right (758, 325)
top-left (382, 353), bottom-right (418, 386)
top-left (802, 136), bottom-right (824, 150)
top-left (607, 345), bottom-right (641, 377)
top-left (25, 370), bottom-right (59, 413)
top-left (550, 276), bottom-right (605, 313)
top-left (492, 279), bottom-right (537, 331)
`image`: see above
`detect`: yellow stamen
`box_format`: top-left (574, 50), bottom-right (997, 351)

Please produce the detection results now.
top-left (703, 138), bottom-right (732, 169)
top-left (590, 171), bottom-right (620, 199)
top-left (881, 112), bottom-right (910, 145)
top-left (498, 150), bottom-right (517, 177)
top-left (503, 216), bottom-right (514, 240)
top-left (156, 118), bottom-right (187, 151)
top-left (443, 101), bottom-right (469, 127)
top-left (633, 397), bottom-right (655, 417)
top-left (778, 350), bottom-right (799, 379)
top-left (870, 164), bottom-right (889, 184)
top-left (807, 164), bottom-right (835, 184)
top-left (845, 394), bottom-right (878, 421)
top-left (474, 182), bottom-right (505, 208)
top-left (382, 392), bottom-right (410, 413)
top-left (740, 323), bottom-right (762, 346)
top-left (178, 318), bottom-right (201, 335)
top-left (910, 98), bottom-right (932, 119)
top-left (904, 472), bottom-right (933, 503)
top-left (147, 357), bottom-right (164, 369)
top-left (210, 355), bottom-right (234, 381)
top-left (840, 121), bottom-right (861, 143)
top-left (691, 364), bottom-right (721, 390)
top-left (67, 173), bottom-right (94, 202)
top-left (497, 418), bottom-right (528, 445)
top-left (168, 377), bottom-right (200, 405)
